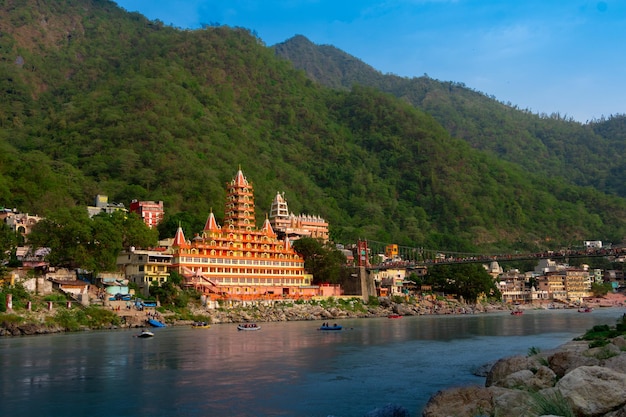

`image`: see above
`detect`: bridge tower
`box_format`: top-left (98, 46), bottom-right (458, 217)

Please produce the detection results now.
top-left (357, 239), bottom-right (370, 267)
top-left (356, 240), bottom-right (376, 301)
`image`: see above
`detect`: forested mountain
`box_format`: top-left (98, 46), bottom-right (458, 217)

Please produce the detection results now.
top-left (274, 35), bottom-right (626, 197)
top-left (1, 0), bottom-right (626, 254)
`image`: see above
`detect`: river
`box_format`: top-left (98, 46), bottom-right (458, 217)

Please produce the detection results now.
top-left (1, 308), bottom-right (623, 417)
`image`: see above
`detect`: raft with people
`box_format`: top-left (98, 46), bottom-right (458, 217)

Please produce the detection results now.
top-left (319, 322), bottom-right (342, 331)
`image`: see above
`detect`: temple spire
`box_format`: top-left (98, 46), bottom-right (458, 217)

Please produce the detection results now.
top-left (203, 209), bottom-right (221, 232)
top-left (261, 214), bottom-right (276, 237)
top-left (172, 223), bottom-right (188, 247)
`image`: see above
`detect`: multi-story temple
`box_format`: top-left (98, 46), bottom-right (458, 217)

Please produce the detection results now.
top-left (268, 192), bottom-right (329, 242)
top-left (170, 168), bottom-right (340, 302)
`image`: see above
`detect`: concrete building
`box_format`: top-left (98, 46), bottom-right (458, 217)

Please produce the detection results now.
top-left (129, 200), bottom-right (164, 229)
top-left (87, 195), bottom-right (127, 218)
top-left (2, 210), bottom-right (43, 236)
top-left (116, 248), bottom-right (172, 297)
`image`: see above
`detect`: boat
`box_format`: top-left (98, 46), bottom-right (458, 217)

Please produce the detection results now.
top-left (388, 314), bottom-right (402, 319)
top-left (319, 324), bottom-right (342, 331)
top-left (136, 330), bottom-right (154, 338)
top-left (578, 307), bottom-right (593, 313)
top-left (237, 323), bottom-right (261, 331)
top-left (511, 310), bottom-right (523, 316)
top-left (191, 321), bottom-right (211, 329)
top-left (147, 318), bottom-right (166, 327)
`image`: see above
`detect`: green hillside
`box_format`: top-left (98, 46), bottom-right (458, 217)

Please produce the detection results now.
top-left (274, 35), bottom-right (626, 197)
top-left (1, 0), bottom-right (626, 254)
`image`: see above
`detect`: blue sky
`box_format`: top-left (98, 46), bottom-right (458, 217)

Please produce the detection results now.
top-left (113, 1), bottom-right (625, 123)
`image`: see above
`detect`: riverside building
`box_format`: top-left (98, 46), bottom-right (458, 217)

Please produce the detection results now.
top-left (170, 168), bottom-right (341, 304)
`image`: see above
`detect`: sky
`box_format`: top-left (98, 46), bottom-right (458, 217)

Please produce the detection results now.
top-left (112, 0), bottom-right (626, 123)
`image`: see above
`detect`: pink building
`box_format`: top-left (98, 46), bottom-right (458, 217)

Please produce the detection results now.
top-left (129, 200), bottom-right (164, 229)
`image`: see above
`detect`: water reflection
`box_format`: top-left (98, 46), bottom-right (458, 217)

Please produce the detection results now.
top-left (1, 308), bottom-right (624, 417)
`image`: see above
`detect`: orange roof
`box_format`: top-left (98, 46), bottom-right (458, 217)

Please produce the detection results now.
top-left (173, 226), bottom-right (188, 247)
top-left (261, 216), bottom-right (276, 237)
top-left (204, 211), bottom-right (221, 232)
top-left (233, 168), bottom-right (248, 187)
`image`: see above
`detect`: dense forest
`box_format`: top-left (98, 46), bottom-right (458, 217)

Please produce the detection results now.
top-left (274, 35), bottom-right (626, 197)
top-left (1, 0), bottom-right (626, 255)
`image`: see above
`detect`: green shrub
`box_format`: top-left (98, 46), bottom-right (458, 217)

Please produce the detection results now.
top-left (595, 346), bottom-right (619, 360)
top-left (0, 313), bottom-right (25, 324)
top-left (528, 390), bottom-right (574, 417)
top-left (588, 338), bottom-right (610, 348)
top-left (367, 295), bottom-right (379, 306)
top-left (43, 293), bottom-right (68, 302)
top-left (527, 346), bottom-right (541, 356)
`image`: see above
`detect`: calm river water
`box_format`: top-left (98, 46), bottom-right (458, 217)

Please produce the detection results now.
top-left (1, 308), bottom-right (624, 417)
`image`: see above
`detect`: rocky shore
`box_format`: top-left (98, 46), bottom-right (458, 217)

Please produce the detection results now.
top-left (422, 333), bottom-right (626, 417)
top-left (0, 296), bottom-right (512, 336)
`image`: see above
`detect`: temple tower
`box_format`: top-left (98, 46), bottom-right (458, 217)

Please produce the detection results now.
top-left (224, 168), bottom-right (255, 231)
top-left (270, 192), bottom-right (289, 219)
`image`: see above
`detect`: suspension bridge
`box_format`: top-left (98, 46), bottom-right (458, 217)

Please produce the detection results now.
top-left (357, 240), bottom-right (622, 269)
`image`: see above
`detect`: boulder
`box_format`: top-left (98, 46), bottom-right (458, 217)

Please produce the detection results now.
top-left (498, 366), bottom-right (556, 391)
top-left (587, 343), bottom-right (622, 361)
top-left (485, 355), bottom-right (542, 387)
top-left (498, 369), bottom-right (535, 389)
top-left (604, 353), bottom-right (626, 374)
top-left (548, 348), bottom-right (600, 378)
top-left (556, 365), bottom-right (626, 416)
top-left (612, 336), bottom-right (626, 350)
top-left (422, 385), bottom-right (494, 417)
top-left (604, 404), bottom-right (626, 417)
top-left (490, 387), bottom-right (535, 417)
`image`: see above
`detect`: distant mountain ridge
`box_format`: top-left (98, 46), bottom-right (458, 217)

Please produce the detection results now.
top-left (273, 35), bottom-right (626, 197)
top-left (1, 1), bottom-right (626, 254)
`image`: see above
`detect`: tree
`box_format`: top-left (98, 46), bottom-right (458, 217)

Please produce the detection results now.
top-left (425, 263), bottom-right (500, 303)
top-left (0, 223), bottom-right (19, 269)
top-left (99, 211), bottom-right (158, 250)
top-left (28, 207), bottom-right (158, 273)
top-left (292, 237), bottom-right (346, 284)
top-left (590, 282), bottom-right (612, 297)
top-left (28, 207), bottom-right (93, 270)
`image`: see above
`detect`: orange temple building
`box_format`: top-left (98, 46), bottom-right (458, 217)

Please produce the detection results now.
top-left (170, 168), bottom-right (341, 302)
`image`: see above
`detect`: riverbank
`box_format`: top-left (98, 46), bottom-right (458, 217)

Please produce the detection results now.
top-left (421, 313), bottom-right (626, 417)
top-left (1, 295), bottom-right (514, 336)
top-left (2, 292), bottom-right (624, 337)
